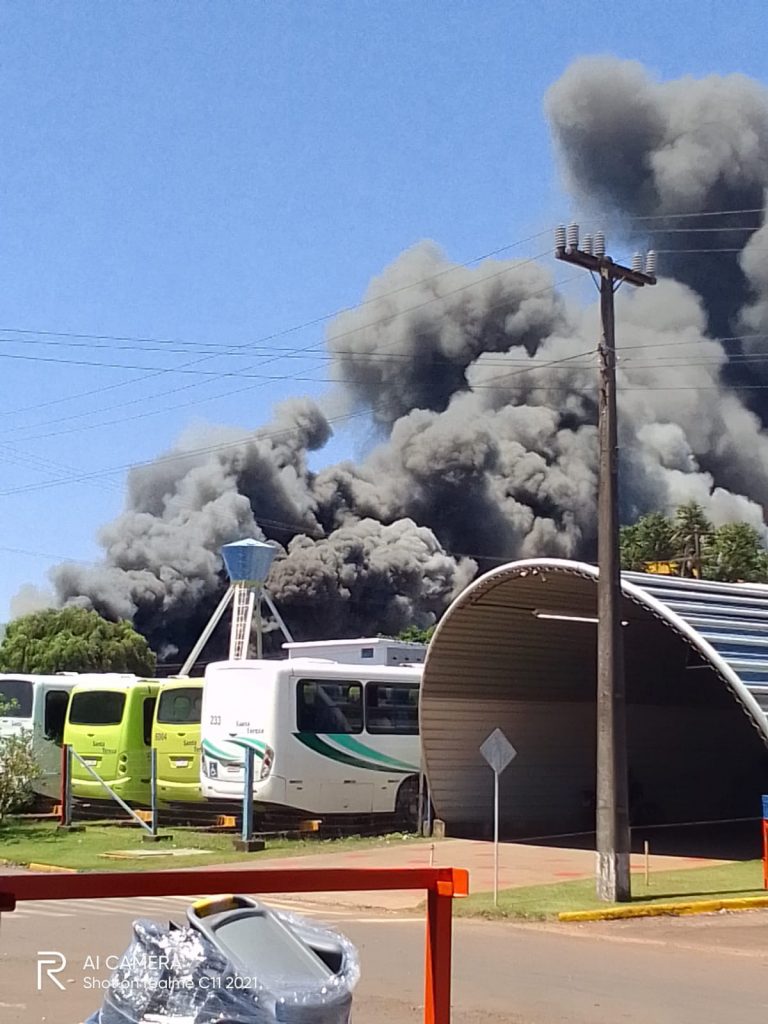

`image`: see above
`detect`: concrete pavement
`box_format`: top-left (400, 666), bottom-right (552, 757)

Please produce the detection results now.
top-left (211, 836), bottom-right (729, 911)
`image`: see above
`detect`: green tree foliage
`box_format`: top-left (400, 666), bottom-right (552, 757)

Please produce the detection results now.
top-left (619, 512), bottom-right (677, 571)
top-left (0, 696), bottom-right (40, 820)
top-left (397, 626), bottom-right (435, 644)
top-left (0, 607), bottom-right (156, 675)
top-left (620, 503), bottom-right (768, 583)
top-left (704, 522), bottom-right (768, 582)
top-left (672, 501), bottom-right (713, 558)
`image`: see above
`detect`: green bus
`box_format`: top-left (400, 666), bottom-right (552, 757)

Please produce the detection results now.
top-left (153, 678), bottom-right (204, 805)
top-left (64, 677), bottom-right (161, 807)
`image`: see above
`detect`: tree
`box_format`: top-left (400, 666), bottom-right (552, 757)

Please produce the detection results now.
top-left (672, 502), bottom-right (713, 574)
top-left (0, 607), bottom-right (156, 675)
top-left (703, 522), bottom-right (768, 582)
top-left (620, 504), bottom-right (768, 584)
top-left (0, 696), bottom-right (39, 820)
top-left (396, 626), bottom-right (435, 645)
top-left (619, 512), bottom-right (676, 571)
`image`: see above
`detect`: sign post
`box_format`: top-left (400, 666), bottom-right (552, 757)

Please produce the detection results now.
top-left (480, 728), bottom-right (517, 907)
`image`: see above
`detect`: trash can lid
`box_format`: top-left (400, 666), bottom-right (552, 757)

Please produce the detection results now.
top-left (188, 895), bottom-right (335, 987)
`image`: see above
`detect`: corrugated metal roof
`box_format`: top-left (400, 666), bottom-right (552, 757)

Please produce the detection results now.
top-left (625, 571), bottom-right (768, 704)
top-left (421, 559), bottom-right (768, 831)
top-left (426, 560), bottom-right (768, 736)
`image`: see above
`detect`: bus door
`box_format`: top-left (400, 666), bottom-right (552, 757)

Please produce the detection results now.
top-left (295, 678), bottom-right (373, 813)
top-left (37, 684), bottom-right (71, 795)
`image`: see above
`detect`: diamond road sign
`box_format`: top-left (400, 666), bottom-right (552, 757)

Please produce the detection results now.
top-left (480, 728), bottom-right (517, 774)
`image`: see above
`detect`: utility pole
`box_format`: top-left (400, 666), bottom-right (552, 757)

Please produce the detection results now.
top-left (693, 526), bottom-right (702, 579)
top-left (555, 225), bottom-right (657, 902)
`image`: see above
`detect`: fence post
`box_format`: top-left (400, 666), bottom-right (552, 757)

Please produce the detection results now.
top-left (233, 747), bottom-right (264, 852)
top-left (60, 744), bottom-right (71, 828)
top-left (243, 746), bottom-right (254, 842)
top-left (57, 743), bottom-right (83, 833)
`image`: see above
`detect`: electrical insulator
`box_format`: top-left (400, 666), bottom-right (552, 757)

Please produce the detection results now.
top-left (631, 252), bottom-right (643, 272)
top-left (582, 234), bottom-right (593, 256)
top-left (566, 223), bottom-right (579, 250)
top-left (645, 250), bottom-right (658, 276)
top-left (554, 225), bottom-right (566, 251)
top-left (593, 232), bottom-right (606, 258)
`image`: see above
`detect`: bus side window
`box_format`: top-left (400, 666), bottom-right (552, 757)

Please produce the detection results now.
top-left (143, 697), bottom-right (157, 746)
top-left (44, 689), bottom-right (70, 745)
top-left (297, 680), bottom-right (363, 734)
top-left (365, 683), bottom-right (419, 735)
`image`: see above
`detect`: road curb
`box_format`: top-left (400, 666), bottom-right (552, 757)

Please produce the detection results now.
top-left (559, 895), bottom-right (768, 922)
top-left (27, 862), bottom-right (78, 874)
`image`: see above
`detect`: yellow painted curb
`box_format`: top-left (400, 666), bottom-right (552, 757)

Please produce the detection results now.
top-left (559, 895), bottom-right (768, 922)
top-left (28, 862), bottom-right (78, 874)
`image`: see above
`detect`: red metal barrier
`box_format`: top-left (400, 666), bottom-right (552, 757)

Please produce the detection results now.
top-left (0, 865), bottom-right (469, 1024)
top-left (763, 820), bottom-right (768, 890)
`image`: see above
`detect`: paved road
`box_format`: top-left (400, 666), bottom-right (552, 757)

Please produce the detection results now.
top-left (3, 896), bottom-right (768, 1023)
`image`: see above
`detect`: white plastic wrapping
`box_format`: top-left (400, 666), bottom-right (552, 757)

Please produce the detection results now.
top-left (91, 906), bottom-right (359, 1024)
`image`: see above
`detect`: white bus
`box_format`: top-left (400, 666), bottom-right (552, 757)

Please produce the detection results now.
top-left (200, 658), bottom-right (423, 826)
top-left (0, 673), bottom-right (79, 798)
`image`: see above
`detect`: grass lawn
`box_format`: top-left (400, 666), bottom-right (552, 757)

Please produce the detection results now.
top-left (0, 821), bottom-right (420, 872)
top-left (456, 860), bottom-right (767, 920)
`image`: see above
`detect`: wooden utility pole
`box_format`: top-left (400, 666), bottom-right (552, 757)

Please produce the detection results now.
top-left (555, 225), bottom-right (657, 902)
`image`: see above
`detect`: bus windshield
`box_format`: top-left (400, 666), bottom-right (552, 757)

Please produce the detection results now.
top-left (156, 688), bottom-right (202, 725)
top-left (0, 679), bottom-right (33, 718)
top-left (69, 690), bottom-right (126, 726)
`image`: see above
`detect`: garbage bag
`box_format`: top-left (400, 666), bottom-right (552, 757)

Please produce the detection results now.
top-left (91, 908), bottom-right (359, 1024)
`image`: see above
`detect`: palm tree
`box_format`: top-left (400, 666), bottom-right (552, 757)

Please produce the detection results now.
top-left (671, 502), bottom-right (712, 577)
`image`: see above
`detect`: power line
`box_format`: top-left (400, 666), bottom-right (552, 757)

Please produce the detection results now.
top-left (0, 235), bottom-right (556, 422)
top-left (656, 247), bottom-right (768, 254)
top-left (2, 271), bottom-right (582, 442)
top-left (0, 346), bottom-right (599, 497)
top-left (643, 225), bottom-right (765, 233)
top-left (624, 206), bottom-right (766, 222)
top-left (7, 348), bottom-right (595, 447)
top-left (0, 246), bottom-right (563, 444)
top-left (0, 229), bottom-right (554, 351)
top-left (0, 208), bottom-right (761, 433)
top-left (9, 313), bottom-right (767, 446)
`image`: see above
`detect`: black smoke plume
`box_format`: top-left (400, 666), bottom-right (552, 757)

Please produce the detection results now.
top-left (41, 58), bottom-right (768, 664)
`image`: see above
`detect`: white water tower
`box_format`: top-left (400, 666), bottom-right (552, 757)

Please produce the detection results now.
top-left (221, 538), bottom-right (277, 659)
top-left (178, 538), bottom-right (293, 674)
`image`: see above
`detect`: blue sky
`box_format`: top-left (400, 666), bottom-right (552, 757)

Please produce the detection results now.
top-left (1, 0), bottom-right (767, 620)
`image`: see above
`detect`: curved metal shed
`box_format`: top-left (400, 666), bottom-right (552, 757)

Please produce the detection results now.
top-left (421, 559), bottom-right (768, 837)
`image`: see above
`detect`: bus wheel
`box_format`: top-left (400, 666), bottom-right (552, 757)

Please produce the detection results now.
top-left (395, 776), bottom-right (420, 832)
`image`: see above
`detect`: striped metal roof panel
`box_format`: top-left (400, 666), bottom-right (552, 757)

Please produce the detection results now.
top-left (625, 572), bottom-right (768, 697)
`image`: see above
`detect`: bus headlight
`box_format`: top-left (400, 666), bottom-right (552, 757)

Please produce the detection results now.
top-left (260, 746), bottom-right (274, 780)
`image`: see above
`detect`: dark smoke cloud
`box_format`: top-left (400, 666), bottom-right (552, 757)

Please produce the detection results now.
top-left (546, 57), bottom-right (768, 360)
top-left (25, 58), bottom-right (768, 663)
top-left (327, 242), bottom-right (568, 426)
top-left (52, 396), bottom-right (476, 658)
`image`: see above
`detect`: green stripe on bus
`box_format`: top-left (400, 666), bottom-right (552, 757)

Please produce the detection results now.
top-left (201, 739), bottom-right (243, 761)
top-left (293, 733), bottom-right (413, 774)
top-left (233, 737), bottom-right (266, 758)
top-left (329, 733), bottom-right (419, 772)
top-left (202, 737), bottom-right (265, 760)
